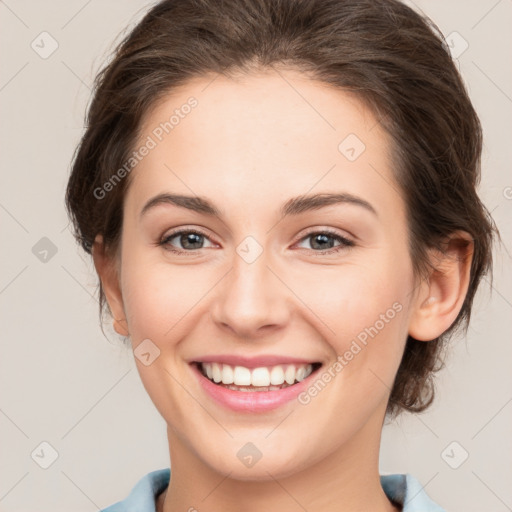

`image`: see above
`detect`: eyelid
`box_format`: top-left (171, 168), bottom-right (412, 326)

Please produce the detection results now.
top-left (161, 226), bottom-right (212, 240)
top-left (293, 226), bottom-right (355, 244)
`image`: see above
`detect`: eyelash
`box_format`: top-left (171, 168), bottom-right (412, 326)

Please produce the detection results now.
top-left (157, 228), bottom-right (355, 256)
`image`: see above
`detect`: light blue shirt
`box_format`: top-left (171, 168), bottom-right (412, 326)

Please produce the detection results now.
top-left (100, 468), bottom-right (445, 511)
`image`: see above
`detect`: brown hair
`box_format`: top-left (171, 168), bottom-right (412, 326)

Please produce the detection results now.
top-left (65, 0), bottom-right (497, 418)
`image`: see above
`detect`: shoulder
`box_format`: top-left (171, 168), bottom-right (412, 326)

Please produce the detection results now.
top-left (380, 473), bottom-right (446, 512)
top-left (101, 468), bottom-right (170, 512)
top-left (100, 468), bottom-right (444, 512)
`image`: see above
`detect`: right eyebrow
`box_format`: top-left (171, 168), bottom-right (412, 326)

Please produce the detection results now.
top-left (140, 193), bottom-right (222, 220)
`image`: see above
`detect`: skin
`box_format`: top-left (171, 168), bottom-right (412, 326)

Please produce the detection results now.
top-left (93, 67), bottom-right (473, 512)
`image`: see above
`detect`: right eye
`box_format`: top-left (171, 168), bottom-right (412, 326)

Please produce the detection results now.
top-left (158, 228), bottom-right (216, 254)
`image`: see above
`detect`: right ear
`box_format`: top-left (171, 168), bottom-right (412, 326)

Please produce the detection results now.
top-left (92, 234), bottom-right (129, 337)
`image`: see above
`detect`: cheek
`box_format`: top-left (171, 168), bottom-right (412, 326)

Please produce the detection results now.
top-left (121, 271), bottom-right (170, 340)
top-left (118, 255), bottom-right (210, 420)
top-left (298, 260), bottom-right (410, 339)
top-left (295, 256), bottom-right (413, 400)
top-left (118, 228), bottom-right (213, 340)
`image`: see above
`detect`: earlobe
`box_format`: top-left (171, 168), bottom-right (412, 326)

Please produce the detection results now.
top-left (92, 234), bottom-right (129, 337)
top-left (408, 232), bottom-right (474, 342)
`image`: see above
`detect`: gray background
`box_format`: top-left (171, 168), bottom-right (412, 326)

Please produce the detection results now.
top-left (1, 1), bottom-right (511, 510)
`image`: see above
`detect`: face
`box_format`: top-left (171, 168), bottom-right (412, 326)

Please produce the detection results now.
top-left (106, 68), bottom-right (420, 480)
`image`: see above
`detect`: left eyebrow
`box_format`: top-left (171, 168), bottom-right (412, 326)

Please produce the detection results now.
top-left (139, 191), bottom-right (377, 221)
top-left (281, 192), bottom-right (377, 217)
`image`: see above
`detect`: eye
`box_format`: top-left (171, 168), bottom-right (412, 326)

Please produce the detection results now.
top-left (295, 229), bottom-right (355, 254)
top-left (157, 227), bottom-right (355, 255)
top-left (158, 228), bottom-right (216, 254)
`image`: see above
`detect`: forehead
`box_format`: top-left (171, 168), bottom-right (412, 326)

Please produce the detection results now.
top-left (126, 68), bottom-right (400, 215)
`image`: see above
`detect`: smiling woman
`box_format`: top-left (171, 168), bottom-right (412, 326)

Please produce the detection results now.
top-left (64, 0), bottom-right (497, 511)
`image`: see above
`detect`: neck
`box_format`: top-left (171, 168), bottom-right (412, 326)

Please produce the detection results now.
top-left (158, 411), bottom-right (400, 512)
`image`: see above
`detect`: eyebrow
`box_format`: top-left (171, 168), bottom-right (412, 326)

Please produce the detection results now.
top-left (139, 192), bottom-right (377, 220)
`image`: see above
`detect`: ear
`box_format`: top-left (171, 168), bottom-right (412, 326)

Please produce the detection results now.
top-left (92, 234), bottom-right (129, 337)
top-left (408, 231), bottom-right (474, 341)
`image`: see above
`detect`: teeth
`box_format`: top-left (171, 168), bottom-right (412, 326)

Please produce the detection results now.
top-left (212, 362), bottom-right (222, 383)
top-left (200, 362), bottom-right (315, 387)
top-left (284, 365), bottom-right (295, 385)
top-left (269, 365), bottom-right (284, 385)
top-left (233, 366), bottom-right (251, 386)
top-left (252, 367), bottom-right (270, 386)
top-left (221, 364), bottom-right (234, 384)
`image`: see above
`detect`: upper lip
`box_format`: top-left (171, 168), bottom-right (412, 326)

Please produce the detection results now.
top-left (190, 354), bottom-right (321, 369)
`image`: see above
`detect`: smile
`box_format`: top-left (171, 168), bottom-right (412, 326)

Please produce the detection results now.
top-left (197, 362), bottom-right (319, 391)
top-left (190, 360), bottom-right (323, 412)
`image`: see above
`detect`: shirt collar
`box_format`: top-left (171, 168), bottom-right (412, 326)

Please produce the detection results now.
top-left (102, 469), bottom-right (445, 512)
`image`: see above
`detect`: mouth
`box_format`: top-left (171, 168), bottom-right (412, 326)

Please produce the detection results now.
top-left (192, 361), bottom-right (323, 392)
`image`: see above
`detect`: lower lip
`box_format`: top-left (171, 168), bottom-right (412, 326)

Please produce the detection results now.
top-left (190, 363), bottom-right (320, 413)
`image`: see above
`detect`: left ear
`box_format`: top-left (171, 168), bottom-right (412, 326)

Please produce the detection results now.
top-left (408, 231), bottom-right (474, 341)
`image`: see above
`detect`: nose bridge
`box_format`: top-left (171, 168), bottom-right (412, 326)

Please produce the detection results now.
top-left (211, 241), bottom-right (289, 336)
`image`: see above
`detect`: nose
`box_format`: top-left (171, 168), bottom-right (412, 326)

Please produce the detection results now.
top-left (210, 249), bottom-right (291, 339)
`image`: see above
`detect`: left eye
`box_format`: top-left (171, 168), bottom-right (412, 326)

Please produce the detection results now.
top-left (296, 231), bottom-right (354, 252)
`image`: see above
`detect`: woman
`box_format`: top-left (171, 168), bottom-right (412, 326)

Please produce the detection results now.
top-left (65, 0), bottom-right (497, 510)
